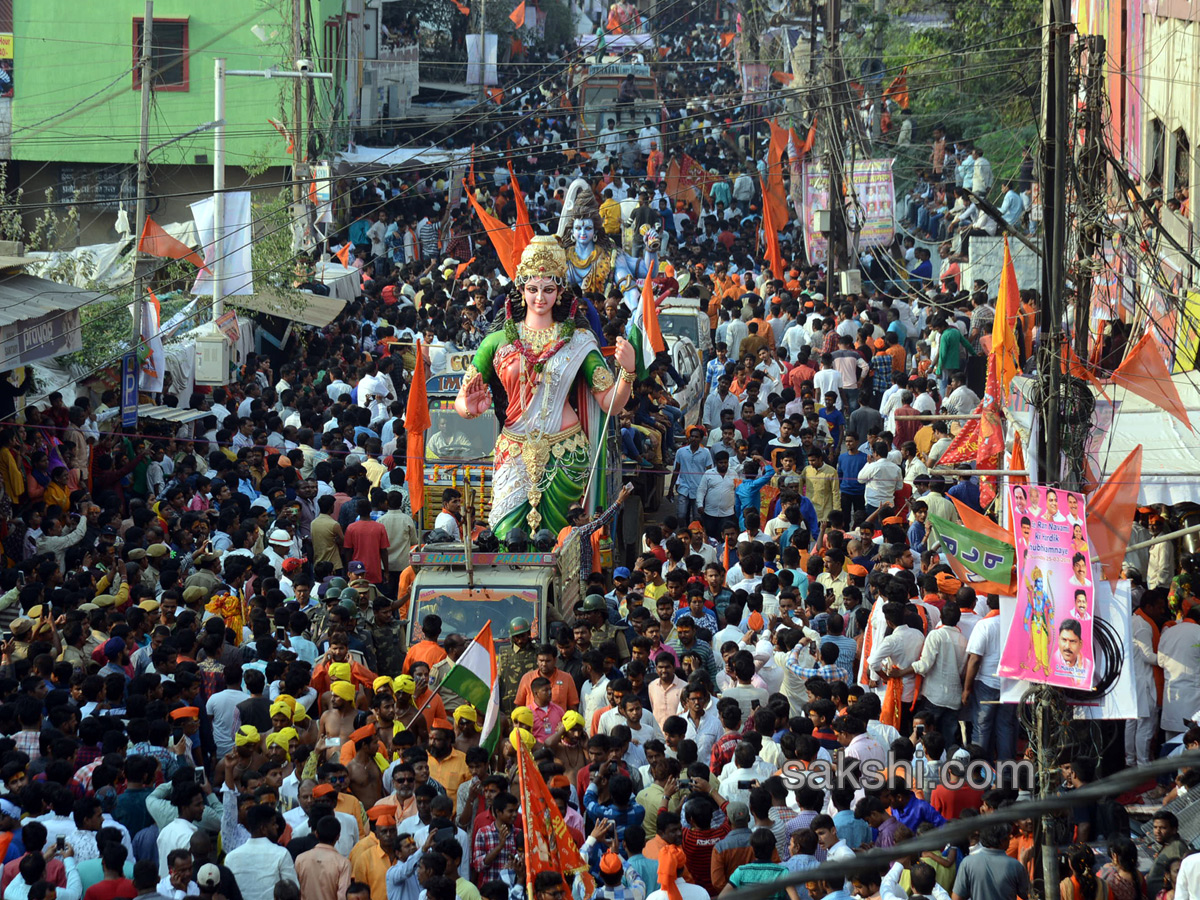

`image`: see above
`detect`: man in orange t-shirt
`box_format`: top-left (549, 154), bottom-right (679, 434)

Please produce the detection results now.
top-left (402, 613), bottom-right (447, 673)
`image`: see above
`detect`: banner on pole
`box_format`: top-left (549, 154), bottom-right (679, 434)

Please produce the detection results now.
top-left (927, 513), bottom-right (1014, 587)
top-left (801, 158), bottom-right (895, 265)
top-left (998, 485), bottom-right (1096, 688)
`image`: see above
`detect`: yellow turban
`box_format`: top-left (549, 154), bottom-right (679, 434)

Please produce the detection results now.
top-left (276, 694), bottom-right (296, 709)
top-left (331, 681), bottom-right (356, 702)
top-left (329, 662), bottom-right (352, 682)
top-left (265, 732), bottom-right (291, 759)
top-left (453, 705), bottom-right (481, 731)
top-left (511, 706), bottom-right (534, 728)
top-left (562, 710), bottom-right (587, 734)
top-left (292, 703), bottom-right (309, 723)
top-left (373, 676), bottom-right (394, 692)
top-left (270, 701), bottom-right (293, 719)
top-left (235, 725), bottom-right (260, 747)
top-left (276, 727), bottom-right (299, 744)
top-left (510, 727), bottom-right (534, 751)
top-left (394, 675), bottom-right (415, 695)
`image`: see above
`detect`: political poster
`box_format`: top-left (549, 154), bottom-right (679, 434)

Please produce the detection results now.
top-left (998, 485), bottom-right (1096, 688)
top-left (801, 158), bottom-right (895, 265)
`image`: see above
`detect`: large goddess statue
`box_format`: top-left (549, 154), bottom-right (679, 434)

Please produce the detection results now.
top-left (455, 236), bottom-right (636, 538)
top-left (560, 186), bottom-right (660, 310)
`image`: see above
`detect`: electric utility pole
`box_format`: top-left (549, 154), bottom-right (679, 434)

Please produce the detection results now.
top-left (823, 0), bottom-right (848, 298)
top-left (1039, 0), bottom-right (1071, 488)
top-left (131, 4), bottom-right (153, 350)
top-left (1072, 34), bottom-right (1106, 362)
top-left (292, 0), bottom-right (304, 205)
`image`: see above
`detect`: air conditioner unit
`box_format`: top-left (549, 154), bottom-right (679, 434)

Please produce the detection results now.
top-left (838, 269), bottom-right (862, 295)
top-left (195, 333), bottom-right (230, 385)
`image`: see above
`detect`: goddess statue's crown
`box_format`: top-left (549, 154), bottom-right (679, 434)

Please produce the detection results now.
top-left (516, 236), bottom-right (568, 282)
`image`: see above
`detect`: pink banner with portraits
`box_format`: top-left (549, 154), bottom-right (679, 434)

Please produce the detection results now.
top-left (999, 485), bottom-right (1096, 689)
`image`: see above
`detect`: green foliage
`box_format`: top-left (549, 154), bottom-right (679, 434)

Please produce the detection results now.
top-left (541, 0), bottom-right (574, 50)
top-left (0, 167), bottom-right (80, 251)
top-left (842, 0), bottom-right (1041, 191)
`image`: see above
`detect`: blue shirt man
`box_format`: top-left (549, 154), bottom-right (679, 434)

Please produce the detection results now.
top-left (836, 438), bottom-right (868, 498)
top-left (734, 460), bottom-right (775, 529)
top-left (671, 435), bottom-right (714, 504)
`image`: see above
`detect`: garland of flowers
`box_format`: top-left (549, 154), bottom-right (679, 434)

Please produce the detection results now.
top-left (504, 294), bottom-right (578, 374)
top-left (205, 592), bottom-right (247, 645)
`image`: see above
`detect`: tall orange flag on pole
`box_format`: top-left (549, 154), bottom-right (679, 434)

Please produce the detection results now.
top-left (509, 0), bottom-right (526, 26)
top-left (992, 235), bottom-right (1021, 399)
top-left (765, 119), bottom-right (790, 227)
top-left (514, 732), bottom-right (594, 899)
top-left (507, 163), bottom-right (534, 271)
top-left (466, 183), bottom-right (516, 280)
top-left (406, 340), bottom-right (432, 515)
top-left (760, 177), bottom-right (784, 281)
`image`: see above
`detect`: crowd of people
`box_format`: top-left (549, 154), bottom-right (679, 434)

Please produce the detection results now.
top-left (0, 9), bottom-right (1196, 900)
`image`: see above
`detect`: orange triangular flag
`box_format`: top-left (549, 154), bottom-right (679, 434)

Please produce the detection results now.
top-left (455, 257), bottom-right (475, 279)
top-left (465, 182), bottom-right (515, 280)
top-left (507, 163), bottom-right (533, 271)
top-left (1112, 332), bottom-right (1192, 429)
top-left (1061, 343), bottom-right (1108, 397)
top-left (883, 67), bottom-right (910, 109)
top-left (450, 0), bottom-right (470, 14)
top-left (720, 32), bottom-right (735, 47)
top-left (139, 216), bottom-right (207, 271)
top-left (759, 177), bottom-right (783, 281)
top-left (1086, 445), bottom-right (1143, 582)
top-left (509, 0), bottom-right (526, 26)
top-left (406, 340), bottom-right (432, 513)
top-left (486, 87), bottom-right (504, 104)
top-left (335, 243), bottom-right (351, 267)
top-left (771, 71), bottom-right (795, 85)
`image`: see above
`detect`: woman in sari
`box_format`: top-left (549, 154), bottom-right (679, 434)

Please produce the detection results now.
top-left (455, 236), bottom-right (636, 538)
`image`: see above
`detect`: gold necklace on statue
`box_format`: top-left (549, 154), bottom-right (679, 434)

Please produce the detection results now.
top-left (519, 322), bottom-right (559, 355)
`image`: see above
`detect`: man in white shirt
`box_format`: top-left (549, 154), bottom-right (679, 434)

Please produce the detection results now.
top-left (895, 603), bottom-right (967, 749)
top-left (157, 785), bottom-right (205, 877)
top-left (962, 596), bottom-right (1014, 759)
top-left (857, 441), bottom-right (903, 517)
top-left (943, 372), bottom-right (980, 417)
top-left (867, 603), bottom-right (925, 714)
top-left (638, 118), bottom-right (662, 156)
top-left (433, 489), bottom-right (462, 540)
top-left (813, 356), bottom-right (843, 409)
top-left (224, 806), bottom-right (298, 900)
top-left (205, 672), bottom-right (250, 758)
top-left (703, 377), bottom-right (740, 431)
top-left (696, 452), bottom-right (737, 537)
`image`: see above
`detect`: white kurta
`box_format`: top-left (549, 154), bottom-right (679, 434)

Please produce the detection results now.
top-left (1130, 612), bottom-right (1158, 718)
top-left (1158, 621), bottom-right (1200, 734)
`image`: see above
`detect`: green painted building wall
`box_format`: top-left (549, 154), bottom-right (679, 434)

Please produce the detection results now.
top-left (10, 0), bottom-right (297, 167)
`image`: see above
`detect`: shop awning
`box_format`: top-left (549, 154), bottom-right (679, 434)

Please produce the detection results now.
top-left (0, 272), bottom-right (109, 370)
top-left (136, 404), bottom-right (212, 424)
top-left (227, 289), bottom-right (348, 328)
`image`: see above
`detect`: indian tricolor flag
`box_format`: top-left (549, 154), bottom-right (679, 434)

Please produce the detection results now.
top-left (628, 273), bottom-right (665, 380)
top-left (439, 621), bottom-right (501, 752)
